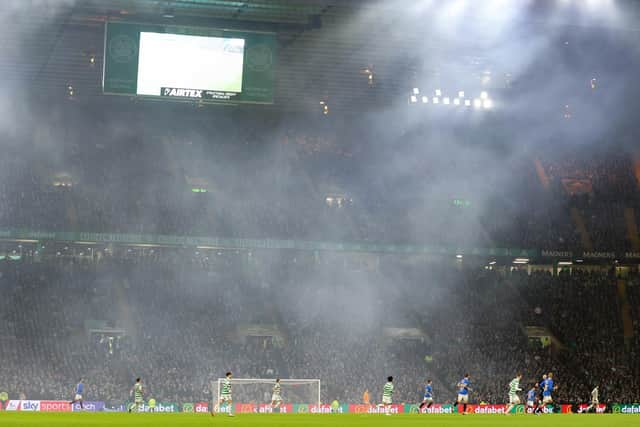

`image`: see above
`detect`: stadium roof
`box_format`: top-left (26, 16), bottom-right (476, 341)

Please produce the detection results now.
top-left (3, 0), bottom-right (640, 114)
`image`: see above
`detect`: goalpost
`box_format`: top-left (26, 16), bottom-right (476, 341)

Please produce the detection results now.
top-left (212, 378), bottom-right (321, 411)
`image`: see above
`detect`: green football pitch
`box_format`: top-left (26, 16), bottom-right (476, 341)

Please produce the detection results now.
top-left (1, 413), bottom-right (640, 427)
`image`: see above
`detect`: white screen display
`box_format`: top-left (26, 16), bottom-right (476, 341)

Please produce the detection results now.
top-left (136, 32), bottom-right (245, 96)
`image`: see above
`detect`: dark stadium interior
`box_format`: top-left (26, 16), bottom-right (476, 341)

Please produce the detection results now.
top-left (1, 0), bottom-right (640, 416)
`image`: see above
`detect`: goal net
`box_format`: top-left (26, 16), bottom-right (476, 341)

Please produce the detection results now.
top-left (212, 378), bottom-right (321, 411)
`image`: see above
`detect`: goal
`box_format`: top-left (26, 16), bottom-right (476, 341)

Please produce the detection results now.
top-left (212, 378), bottom-right (321, 409)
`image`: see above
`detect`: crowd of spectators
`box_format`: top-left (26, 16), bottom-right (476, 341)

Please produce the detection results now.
top-left (1, 107), bottom-right (640, 253)
top-left (1, 150), bottom-right (638, 252)
top-left (0, 254), bottom-right (284, 404)
top-left (540, 153), bottom-right (640, 252)
top-left (0, 253), bottom-right (638, 406)
top-left (543, 153), bottom-right (639, 201)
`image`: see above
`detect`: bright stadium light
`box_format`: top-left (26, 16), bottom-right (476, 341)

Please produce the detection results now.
top-left (410, 95), bottom-right (418, 103)
top-left (480, 91), bottom-right (488, 100)
top-left (464, 99), bottom-right (471, 107)
top-left (456, 254), bottom-right (463, 259)
top-left (453, 98), bottom-right (460, 105)
top-left (422, 96), bottom-right (429, 103)
top-left (473, 99), bottom-right (482, 108)
top-left (458, 91), bottom-right (465, 98)
top-left (443, 97), bottom-right (450, 105)
top-left (435, 89), bottom-right (442, 96)
top-left (433, 97), bottom-right (439, 104)
top-left (413, 88), bottom-right (420, 95)
top-left (483, 99), bottom-right (493, 109)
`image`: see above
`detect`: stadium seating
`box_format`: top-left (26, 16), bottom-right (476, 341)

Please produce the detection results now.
top-left (0, 255), bottom-right (638, 405)
top-left (1, 109), bottom-right (640, 251)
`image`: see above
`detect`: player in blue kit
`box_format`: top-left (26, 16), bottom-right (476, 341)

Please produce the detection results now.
top-left (533, 374), bottom-right (547, 414)
top-left (418, 379), bottom-right (434, 412)
top-left (542, 373), bottom-right (554, 405)
top-left (69, 379), bottom-right (84, 410)
top-left (453, 374), bottom-right (471, 415)
top-left (527, 386), bottom-right (537, 412)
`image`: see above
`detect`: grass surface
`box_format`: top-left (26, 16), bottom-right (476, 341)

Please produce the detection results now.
top-left (2, 413), bottom-right (640, 427)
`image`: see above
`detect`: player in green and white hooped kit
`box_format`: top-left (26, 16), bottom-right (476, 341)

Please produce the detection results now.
top-left (129, 378), bottom-right (144, 413)
top-left (505, 373), bottom-right (523, 415)
top-left (380, 376), bottom-right (394, 416)
top-left (584, 385), bottom-right (599, 413)
top-left (212, 372), bottom-right (234, 417)
top-left (270, 378), bottom-right (283, 413)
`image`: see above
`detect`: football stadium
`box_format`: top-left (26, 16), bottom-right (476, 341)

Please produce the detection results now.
top-left (1, 0), bottom-right (640, 426)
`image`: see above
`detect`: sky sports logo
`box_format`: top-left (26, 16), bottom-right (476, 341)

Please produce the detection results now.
top-left (6, 400), bottom-right (40, 411)
top-left (40, 401), bottom-right (71, 412)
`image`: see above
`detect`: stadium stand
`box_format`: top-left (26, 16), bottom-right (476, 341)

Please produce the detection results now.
top-left (1, 254), bottom-right (638, 405)
top-left (1, 109), bottom-right (640, 252)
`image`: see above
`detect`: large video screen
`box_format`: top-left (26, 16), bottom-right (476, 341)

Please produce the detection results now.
top-left (103, 22), bottom-right (275, 104)
top-left (137, 33), bottom-right (245, 96)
